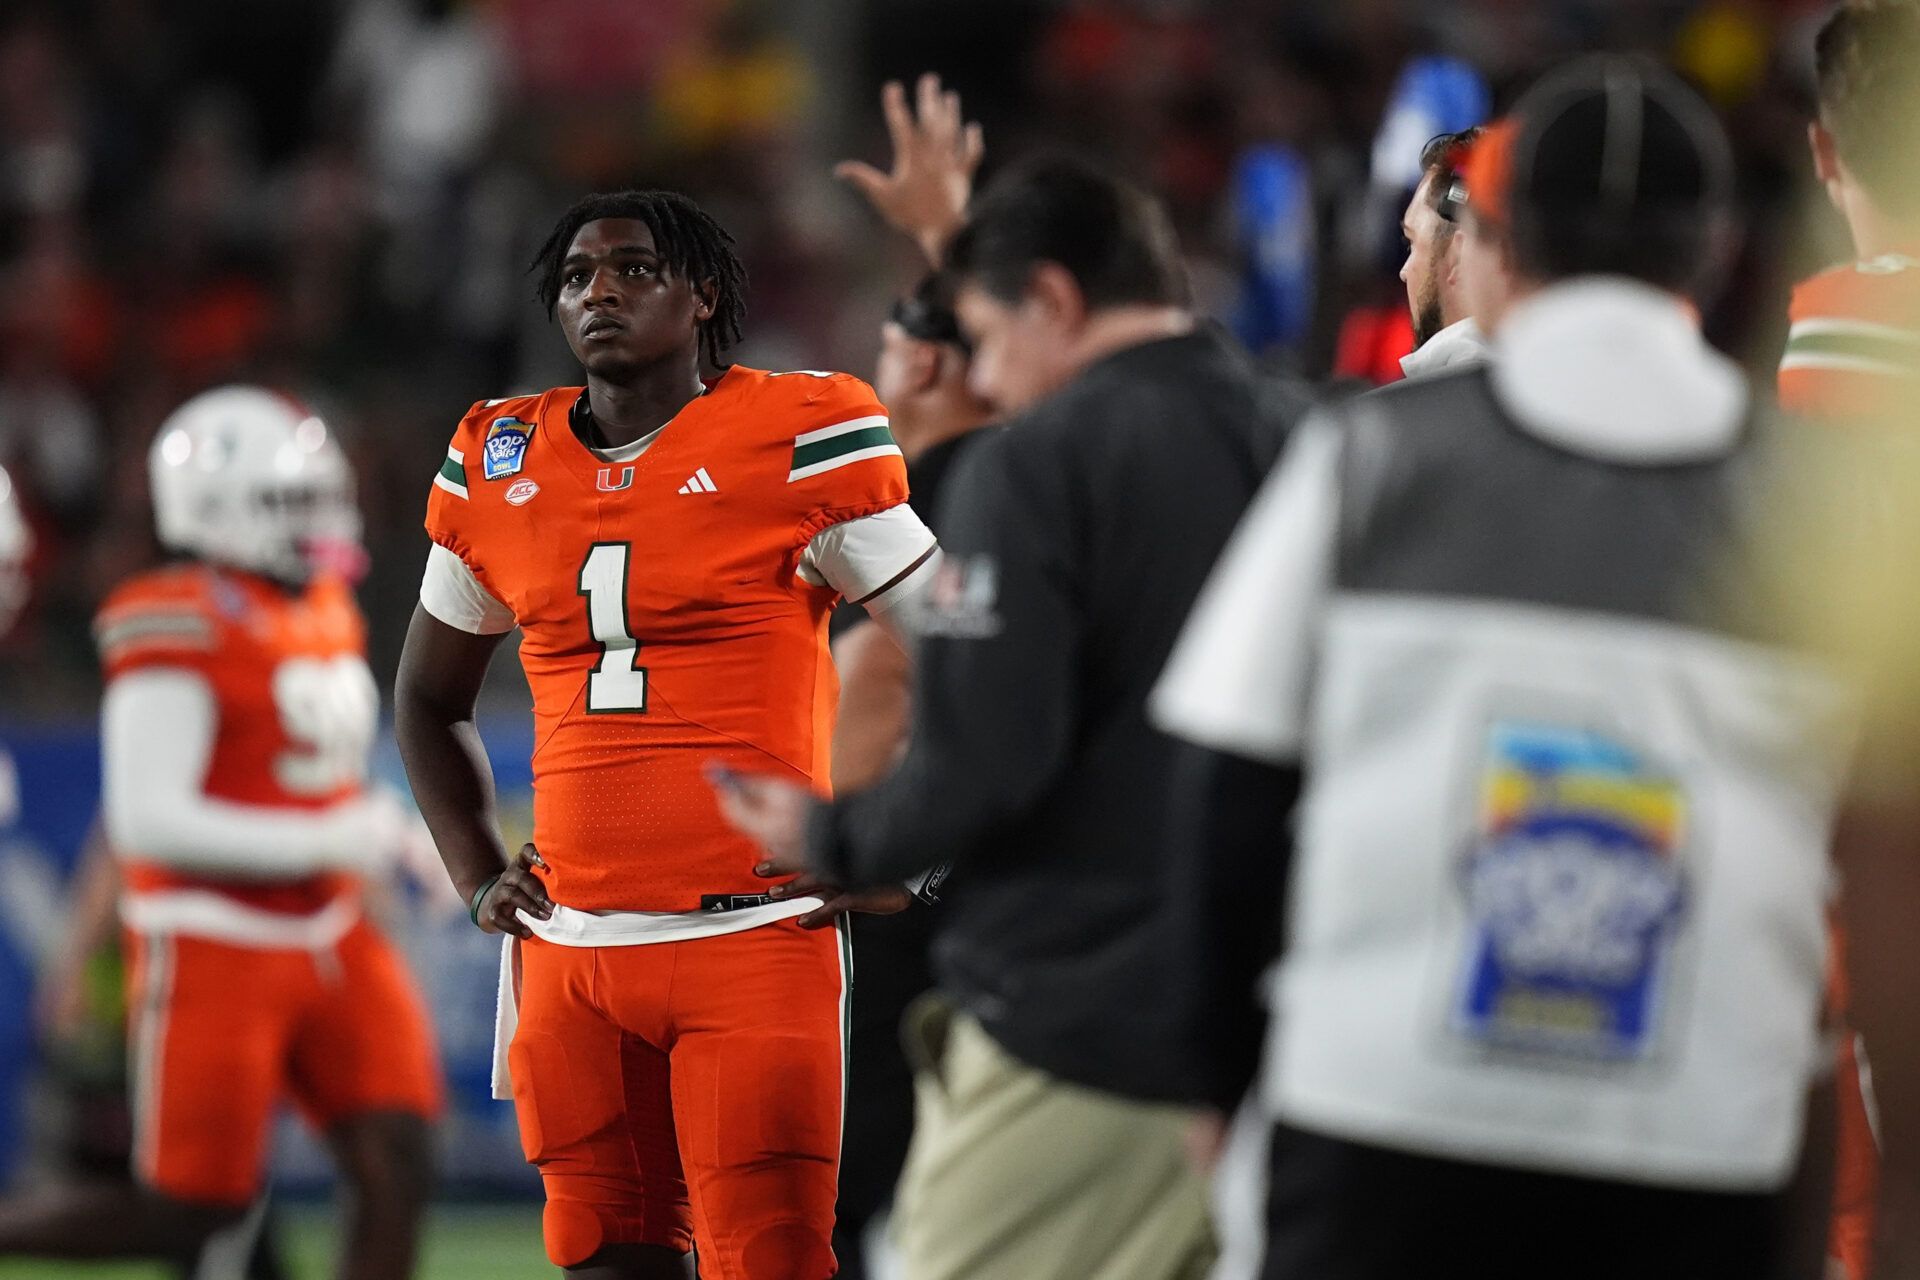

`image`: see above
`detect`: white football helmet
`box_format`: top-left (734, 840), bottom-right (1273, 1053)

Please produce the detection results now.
top-left (149, 386), bottom-right (364, 584)
top-left (0, 463), bottom-right (32, 636)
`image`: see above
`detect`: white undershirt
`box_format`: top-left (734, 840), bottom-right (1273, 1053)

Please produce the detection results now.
top-left (589, 427), bottom-right (664, 465)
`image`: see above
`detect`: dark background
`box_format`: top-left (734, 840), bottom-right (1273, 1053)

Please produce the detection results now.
top-left (0, 0), bottom-right (1851, 715)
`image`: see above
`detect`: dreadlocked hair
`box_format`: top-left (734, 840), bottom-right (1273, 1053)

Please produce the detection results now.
top-left (529, 190), bottom-right (748, 367)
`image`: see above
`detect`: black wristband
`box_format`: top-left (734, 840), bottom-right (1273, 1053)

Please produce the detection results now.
top-left (468, 873), bottom-right (504, 928)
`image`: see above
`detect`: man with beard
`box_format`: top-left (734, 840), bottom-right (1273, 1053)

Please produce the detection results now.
top-left (1398, 127), bottom-right (1489, 378)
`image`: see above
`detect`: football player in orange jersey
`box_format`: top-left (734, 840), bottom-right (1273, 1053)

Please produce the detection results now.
top-left (0, 388), bottom-right (442, 1277)
top-left (394, 190), bottom-right (940, 1279)
top-left (1788, 8), bottom-right (1920, 1279)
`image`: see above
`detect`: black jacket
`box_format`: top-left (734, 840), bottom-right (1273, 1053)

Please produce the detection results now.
top-left (813, 326), bottom-right (1303, 1101)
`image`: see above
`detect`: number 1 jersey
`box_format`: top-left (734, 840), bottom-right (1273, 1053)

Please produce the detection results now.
top-left (423, 368), bottom-right (917, 912)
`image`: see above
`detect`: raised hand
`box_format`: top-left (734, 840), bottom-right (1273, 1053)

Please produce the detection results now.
top-left (834, 73), bottom-right (984, 267)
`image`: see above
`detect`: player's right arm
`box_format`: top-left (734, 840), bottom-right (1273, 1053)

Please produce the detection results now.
top-left (394, 606), bottom-right (552, 937)
top-left (400, 417), bottom-right (554, 936)
top-left (96, 580), bottom-right (381, 877)
top-left (103, 670), bottom-right (382, 875)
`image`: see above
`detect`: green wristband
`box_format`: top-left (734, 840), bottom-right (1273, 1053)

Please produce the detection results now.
top-left (468, 873), bottom-right (504, 928)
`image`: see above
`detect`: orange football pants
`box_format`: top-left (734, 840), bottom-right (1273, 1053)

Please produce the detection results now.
top-left (508, 919), bottom-right (849, 1277)
top-left (124, 918), bottom-right (443, 1205)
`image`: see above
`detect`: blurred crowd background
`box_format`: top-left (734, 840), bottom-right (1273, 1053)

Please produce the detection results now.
top-left (0, 0), bottom-right (1861, 717)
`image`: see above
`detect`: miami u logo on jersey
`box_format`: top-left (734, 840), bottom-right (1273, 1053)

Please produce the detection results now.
top-left (596, 466), bottom-right (635, 492)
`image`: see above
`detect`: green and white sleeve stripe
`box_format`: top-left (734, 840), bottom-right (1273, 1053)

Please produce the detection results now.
top-left (1780, 318), bottom-right (1920, 377)
top-left (435, 447), bottom-right (469, 500)
top-left (788, 416), bottom-right (901, 482)
top-left (95, 609), bottom-right (215, 655)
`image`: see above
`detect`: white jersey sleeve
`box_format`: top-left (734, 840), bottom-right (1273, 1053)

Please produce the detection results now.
top-left (1150, 416), bottom-right (1342, 765)
top-left (799, 504), bottom-right (941, 620)
top-left (103, 670), bottom-right (385, 876)
top-left (420, 543), bottom-right (517, 635)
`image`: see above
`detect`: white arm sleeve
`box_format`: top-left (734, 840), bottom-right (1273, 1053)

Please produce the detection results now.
top-left (420, 543), bottom-right (517, 635)
top-left (800, 504), bottom-right (941, 643)
top-left (1149, 415), bottom-right (1343, 765)
top-left (103, 670), bottom-right (378, 878)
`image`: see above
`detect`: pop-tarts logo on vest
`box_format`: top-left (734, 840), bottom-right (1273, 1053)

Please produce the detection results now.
top-left (1452, 722), bottom-right (1689, 1064)
top-left (482, 417), bottom-right (535, 481)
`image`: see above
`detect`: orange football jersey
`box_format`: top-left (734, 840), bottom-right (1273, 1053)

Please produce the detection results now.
top-left (95, 565), bottom-right (375, 916)
top-left (424, 367), bottom-right (909, 912)
top-left (1779, 253), bottom-right (1920, 419)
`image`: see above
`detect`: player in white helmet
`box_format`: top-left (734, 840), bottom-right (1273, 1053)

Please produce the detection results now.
top-left (148, 385), bottom-right (368, 586)
top-left (0, 387), bottom-right (441, 1280)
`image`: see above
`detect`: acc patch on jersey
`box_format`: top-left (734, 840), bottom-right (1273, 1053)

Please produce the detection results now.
top-left (482, 417), bottom-right (535, 481)
top-left (1451, 722), bottom-right (1689, 1063)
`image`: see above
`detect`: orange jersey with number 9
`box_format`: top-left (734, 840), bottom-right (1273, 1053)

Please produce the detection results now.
top-left (424, 368), bottom-right (909, 912)
top-left (95, 566), bottom-right (375, 915)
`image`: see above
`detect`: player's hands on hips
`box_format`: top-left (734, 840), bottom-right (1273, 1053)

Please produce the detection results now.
top-left (835, 72), bottom-right (983, 266)
top-left (473, 843), bottom-right (554, 937)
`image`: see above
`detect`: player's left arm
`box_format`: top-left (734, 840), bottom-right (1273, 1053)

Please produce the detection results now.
top-left (718, 379), bottom-right (942, 921)
top-left (784, 372), bottom-right (939, 644)
top-left (800, 427), bottom-right (1085, 885)
top-left (749, 498), bottom-right (941, 925)
top-left (799, 504), bottom-right (941, 650)
top-left (828, 620), bottom-right (912, 791)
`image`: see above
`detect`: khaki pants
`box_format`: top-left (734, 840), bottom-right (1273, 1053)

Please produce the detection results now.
top-left (890, 995), bottom-right (1216, 1280)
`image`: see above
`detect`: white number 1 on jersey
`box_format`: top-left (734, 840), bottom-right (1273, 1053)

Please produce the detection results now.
top-left (578, 542), bottom-right (648, 712)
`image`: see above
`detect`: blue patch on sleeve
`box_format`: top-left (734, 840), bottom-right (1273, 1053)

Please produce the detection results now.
top-left (482, 417), bottom-right (535, 481)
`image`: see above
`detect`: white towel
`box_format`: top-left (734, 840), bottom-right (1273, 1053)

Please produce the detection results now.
top-left (492, 934), bottom-right (518, 1101)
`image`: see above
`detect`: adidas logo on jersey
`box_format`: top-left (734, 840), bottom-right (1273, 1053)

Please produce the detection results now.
top-left (677, 468), bottom-right (719, 494)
